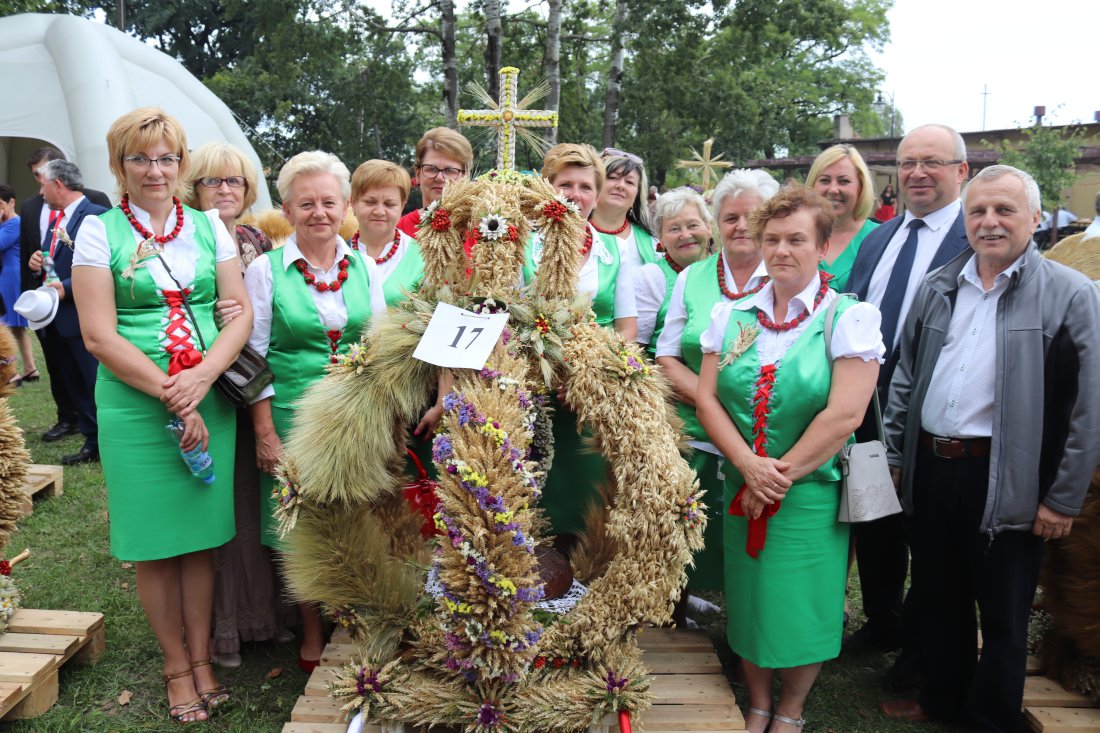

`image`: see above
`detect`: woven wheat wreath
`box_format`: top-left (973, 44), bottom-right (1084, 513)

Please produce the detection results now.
top-left (273, 162), bottom-right (704, 730)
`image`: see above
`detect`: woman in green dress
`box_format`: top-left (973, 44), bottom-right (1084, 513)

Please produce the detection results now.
top-left (808, 144), bottom-right (878, 291)
top-left (73, 108), bottom-right (253, 724)
top-left (523, 143), bottom-right (637, 541)
top-left (590, 147), bottom-right (659, 269)
top-left (696, 186), bottom-right (883, 733)
top-left (654, 170), bottom-right (779, 594)
top-left (245, 151), bottom-right (387, 672)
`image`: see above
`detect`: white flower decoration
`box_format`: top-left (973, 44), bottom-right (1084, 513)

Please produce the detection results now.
top-left (478, 213), bottom-right (510, 241)
top-left (555, 194), bottom-right (580, 215)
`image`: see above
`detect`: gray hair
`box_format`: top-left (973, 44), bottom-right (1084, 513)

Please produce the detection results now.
top-left (963, 164), bottom-right (1041, 214)
top-left (276, 150), bottom-right (351, 202)
top-left (654, 187), bottom-right (712, 234)
top-left (904, 123), bottom-right (967, 162)
top-left (711, 169), bottom-right (780, 220)
top-left (39, 159), bottom-right (84, 191)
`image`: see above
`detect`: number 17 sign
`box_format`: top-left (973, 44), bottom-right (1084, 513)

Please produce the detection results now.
top-left (412, 302), bottom-right (510, 370)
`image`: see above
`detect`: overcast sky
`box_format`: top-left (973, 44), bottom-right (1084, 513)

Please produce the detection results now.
top-left (873, 0), bottom-right (1096, 134)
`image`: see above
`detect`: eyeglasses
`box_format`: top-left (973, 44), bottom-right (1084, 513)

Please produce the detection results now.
top-left (898, 159), bottom-right (963, 172)
top-left (418, 163), bottom-right (465, 180)
top-left (123, 154), bottom-right (181, 170)
top-left (198, 176), bottom-right (247, 189)
top-left (601, 147), bottom-right (643, 165)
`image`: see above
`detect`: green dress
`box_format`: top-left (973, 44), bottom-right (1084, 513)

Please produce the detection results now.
top-left (714, 297), bottom-right (852, 668)
top-left (259, 248), bottom-right (377, 548)
top-left (819, 219), bottom-right (877, 291)
top-left (97, 206), bottom-right (236, 561)
top-left (523, 228), bottom-right (624, 536)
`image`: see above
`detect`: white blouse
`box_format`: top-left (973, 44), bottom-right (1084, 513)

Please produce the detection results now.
top-left (244, 234), bottom-right (387, 402)
top-left (357, 229), bottom-right (417, 283)
top-left (654, 258), bottom-right (769, 359)
top-left (73, 203), bottom-right (238, 289)
top-left (635, 262), bottom-right (672, 345)
top-left (531, 224), bottom-right (638, 319)
top-left (700, 274), bottom-right (885, 365)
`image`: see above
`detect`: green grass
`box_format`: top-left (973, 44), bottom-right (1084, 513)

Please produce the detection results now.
top-left (3, 348), bottom-right (943, 732)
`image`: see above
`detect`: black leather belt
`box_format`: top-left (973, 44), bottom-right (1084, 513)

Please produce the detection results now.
top-left (920, 431), bottom-right (992, 459)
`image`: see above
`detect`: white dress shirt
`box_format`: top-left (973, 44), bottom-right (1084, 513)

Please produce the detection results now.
top-left (865, 198), bottom-right (961, 343)
top-left (616, 227), bottom-right (641, 270)
top-left (920, 252), bottom-right (1025, 438)
top-left (357, 229), bottom-right (417, 283)
top-left (655, 258), bottom-right (769, 358)
top-left (700, 274), bottom-right (885, 366)
top-left (635, 261), bottom-right (673, 345)
top-left (531, 224), bottom-right (638, 319)
top-left (244, 234), bottom-right (387, 401)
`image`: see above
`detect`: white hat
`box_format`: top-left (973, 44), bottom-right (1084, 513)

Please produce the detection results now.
top-left (13, 287), bottom-right (59, 331)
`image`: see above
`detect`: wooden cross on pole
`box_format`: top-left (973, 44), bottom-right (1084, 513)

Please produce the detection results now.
top-left (457, 66), bottom-right (558, 172)
top-left (675, 138), bottom-right (733, 190)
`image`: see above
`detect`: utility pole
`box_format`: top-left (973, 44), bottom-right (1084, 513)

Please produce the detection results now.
top-left (117, 0), bottom-right (125, 28)
top-left (981, 84), bottom-right (990, 130)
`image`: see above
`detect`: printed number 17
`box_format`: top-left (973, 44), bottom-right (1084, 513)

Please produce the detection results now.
top-left (449, 325), bottom-right (485, 349)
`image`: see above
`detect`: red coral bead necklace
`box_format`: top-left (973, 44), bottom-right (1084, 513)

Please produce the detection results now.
top-left (717, 251), bottom-right (769, 300)
top-left (756, 272), bottom-right (833, 332)
top-left (350, 229), bottom-right (400, 264)
top-left (121, 195), bottom-right (185, 244)
top-left (294, 255), bottom-right (350, 293)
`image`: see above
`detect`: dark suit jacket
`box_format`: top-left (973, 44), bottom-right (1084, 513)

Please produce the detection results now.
top-left (846, 207), bottom-right (970, 439)
top-left (19, 189), bottom-right (111, 294)
top-left (33, 197), bottom-right (109, 339)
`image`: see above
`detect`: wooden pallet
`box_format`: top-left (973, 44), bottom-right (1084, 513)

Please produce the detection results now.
top-left (1022, 655), bottom-right (1100, 732)
top-left (16, 465), bottom-right (64, 517)
top-left (282, 628), bottom-right (744, 733)
top-left (0, 608), bottom-right (104, 720)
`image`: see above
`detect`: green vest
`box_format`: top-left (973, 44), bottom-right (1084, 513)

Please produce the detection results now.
top-left (523, 227), bottom-right (622, 327)
top-left (99, 205), bottom-right (219, 380)
top-left (380, 239), bottom-right (425, 307)
top-left (714, 296), bottom-right (855, 488)
top-left (633, 225), bottom-right (659, 265)
top-left (674, 253), bottom-right (724, 441)
top-left (266, 249), bottom-right (375, 410)
top-left (645, 256), bottom-right (680, 360)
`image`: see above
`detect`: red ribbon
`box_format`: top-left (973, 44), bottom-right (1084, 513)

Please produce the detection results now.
top-left (728, 363), bottom-right (780, 558)
top-left (163, 289), bottom-right (204, 376)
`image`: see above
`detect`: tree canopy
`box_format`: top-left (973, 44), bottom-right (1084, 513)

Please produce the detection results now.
top-left (2, 0), bottom-right (895, 190)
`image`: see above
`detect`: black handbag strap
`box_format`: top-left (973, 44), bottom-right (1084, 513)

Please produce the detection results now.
top-left (824, 293), bottom-right (885, 443)
top-left (155, 253), bottom-right (209, 354)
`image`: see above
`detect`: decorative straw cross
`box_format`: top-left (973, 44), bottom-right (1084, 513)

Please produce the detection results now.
top-left (458, 66), bottom-right (558, 172)
top-left (676, 138), bottom-right (733, 191)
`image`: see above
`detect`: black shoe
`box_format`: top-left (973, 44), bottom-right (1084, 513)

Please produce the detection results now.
top-left (843, 622), bottom-right (903, 652)
top-left (61, 445), bottom-right (99, 465)
top-left (42, 422), bottom-right (80, 442)
top-left (884, 650), bottom-right (924, 692)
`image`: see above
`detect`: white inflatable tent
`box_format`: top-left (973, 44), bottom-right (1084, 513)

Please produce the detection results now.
top-left (0, 13), bottom-right (272, 208)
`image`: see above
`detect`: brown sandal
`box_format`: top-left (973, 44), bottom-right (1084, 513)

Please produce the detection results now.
top-left (191, 659), bottom-right (230, 710)
top-left (164, 669), bottom-right (207, 724)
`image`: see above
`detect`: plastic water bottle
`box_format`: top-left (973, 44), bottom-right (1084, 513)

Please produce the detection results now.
top-left (166, 419), bottom-right (216, 485)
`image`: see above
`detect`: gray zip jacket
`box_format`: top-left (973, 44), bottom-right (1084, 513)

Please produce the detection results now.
top-left (884, 243), bottom-right (1100, 536)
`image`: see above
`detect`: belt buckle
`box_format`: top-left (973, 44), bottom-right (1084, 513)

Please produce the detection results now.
top-left (931, 436), bottom-right (953, 458)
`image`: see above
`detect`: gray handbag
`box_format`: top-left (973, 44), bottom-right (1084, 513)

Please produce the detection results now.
top-left (824, 295), bottom-right (902, 524)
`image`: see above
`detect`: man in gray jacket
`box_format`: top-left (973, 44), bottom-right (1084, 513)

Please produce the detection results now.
top-left (881, 164), bottom-right (1100, 733)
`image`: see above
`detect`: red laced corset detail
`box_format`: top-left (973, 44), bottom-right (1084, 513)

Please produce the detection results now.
top-left (728, 363), bottom-right (779, 558)
top-left (325, 329), bottom-right (343, 364)
top-left (162, 289), bottom-right (204, 376)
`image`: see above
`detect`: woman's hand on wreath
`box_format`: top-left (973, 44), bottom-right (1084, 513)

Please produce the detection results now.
top-left (414, 403), bottom-right (445, 438)
top-left (255, 429), bottom-right (284, 476)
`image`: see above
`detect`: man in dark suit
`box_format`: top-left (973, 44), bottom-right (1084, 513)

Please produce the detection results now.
top-left (27, 159), bottom-right (107, 464)
top-left (18, 147), bottom-right (110, 443)
top-left (844, 124), bottom-right (972, 681)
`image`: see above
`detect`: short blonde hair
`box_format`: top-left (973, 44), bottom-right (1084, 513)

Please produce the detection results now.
top-left (106, 107), bottom-right (189, 197)
top-left (351, 160), bottom-right (411, 204)
top-left (415, 127), bottom-right (473, 168)
top-left (181, 142), bottom-right (260, 215)
top-left (541, 143), bottom-right (605, 193)
top-left (807, 144), bottom-right (876, 221)
top-left (748, 185), bottom-right (835, 246)
top-left (276, 151), bottom-right (350, 203)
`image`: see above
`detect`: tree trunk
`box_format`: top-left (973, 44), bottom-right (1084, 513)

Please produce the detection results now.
top-left (545, 0), bottom-right (562, 143)
top-left (484, 0), bottom-right (502, 103)
top-left (601, 0), bottom-right (628, 149)
top-left (440, 0), bottom-right (458, 127)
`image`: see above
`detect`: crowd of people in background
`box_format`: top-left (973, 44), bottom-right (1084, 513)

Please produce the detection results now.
top-left (0, 109), bottom-right (1097, 732)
